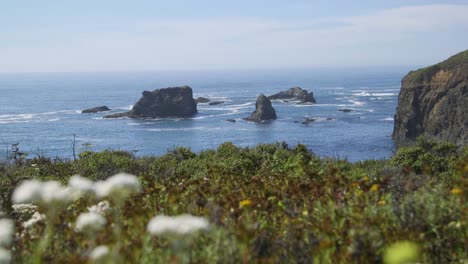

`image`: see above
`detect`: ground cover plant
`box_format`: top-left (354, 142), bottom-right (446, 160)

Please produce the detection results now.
top-left (0, 138), bottom-right (466, 263)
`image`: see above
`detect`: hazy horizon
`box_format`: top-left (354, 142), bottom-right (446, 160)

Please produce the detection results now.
top-left (2, 0), bottom-right (468, 72)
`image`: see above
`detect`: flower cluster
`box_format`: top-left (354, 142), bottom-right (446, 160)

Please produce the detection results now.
top-left (12, 180), bottom-right (72, 207)
top-left (75, 212), bottom-right (107, 233)
top-left (147, 214), bottom-right (210, 236)
top-left (0, 219), bottom-right (14, 264)
top-left (88, 201), bottom-right (111, 215)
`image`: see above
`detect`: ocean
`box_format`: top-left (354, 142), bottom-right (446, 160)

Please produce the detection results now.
top-left (0, 68), bottom-right (411, 162)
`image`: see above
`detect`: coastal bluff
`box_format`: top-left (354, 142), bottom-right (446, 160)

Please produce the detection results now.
top-left (105, 86), bottom-right (197, 118)
top-left (392, 50), bottom-right (468, 144)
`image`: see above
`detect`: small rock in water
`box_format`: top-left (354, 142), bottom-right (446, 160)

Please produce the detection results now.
top-left (226, 119), bottom-right (236, 123)
top-left (82, 106), bottom-right (110, 113)
top-left (209, 101), bottom-right (224, 105)
top-left (339, 109), bottom-right (353, 113)
top-left (195, 97), bottom-right (210, 103)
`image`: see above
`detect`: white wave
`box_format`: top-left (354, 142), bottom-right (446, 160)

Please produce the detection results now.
top-left (47, 118), bottom-right (61, 122)
top-left (115, 105), bottom-right (133, 110)
top-left (347, 99), bottom-right (366, 106)
top-left (353, 91), bottom-right (372, 96)
top-left (372, 93), bottom-right (396, 97)
top-left (381, 117), bottom-right (394, 121)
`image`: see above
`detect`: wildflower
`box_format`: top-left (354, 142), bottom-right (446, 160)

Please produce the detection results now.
top-left (40, 181), bottom-right (73, 205)
top-left (0, 248), bottom-right (11, 264)
top-left (95, 173), bottom-right (141, 200)
top-left (12, 203), bottom-right (37, 216)
top-left (302, 210), bottom-right (309, 216)
top-left (12, 180), bottom-right (72, 206)
top-left (370, 184), bottom-right (380, 192)
top-left (450, 187), bottom-right (463, 195)
top-left (88, 201), bottom-right (111, 215)
top-left (22, 212), bottom-right (46, 229)
top-left (12, 180), bottom-right (43, 204)
top-left (147, 214), bottom-right (210, 236)
top-left (75, 212), bottom-right (107, 233)
top-left (378, 200), bottom-right (387, 205)
top-left (69, 175), bottom-right (96, 196)
top-left (0, 219), bottom-right (14, 247)
top-left (89, 245), bottom-right (110, 262)
top-left (239, 199), bottom-right (253, 208)
top-left (383, 241), bottom-right (420, 264)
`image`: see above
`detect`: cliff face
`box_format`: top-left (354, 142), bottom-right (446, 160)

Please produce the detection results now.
top-left (393, 50), bottom-right (468, 144)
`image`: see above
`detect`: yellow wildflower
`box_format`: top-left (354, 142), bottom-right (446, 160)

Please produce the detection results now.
top-left (239, 199), bottom-right (253, 208)
top-left (302, 210), bottom-right (308, 217)
top-left (450, 188), bottom-right (463, 195)
top-left (370, 184), bottom-right (380, 192)
top-left (378, 200), bottom-right (387, 205)
top-left (364, 176), bottom-right (370, 181)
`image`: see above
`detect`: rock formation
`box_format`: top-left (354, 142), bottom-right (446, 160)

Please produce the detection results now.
top-left (105, 86), bottom-right (197, 118)
top-left (393, 50), bottom-right (468, 144)
top-left (209, 101), bottom-right (224, 105)
top-left (244, 94), bottom-right (277, 122)
top-left (196, 97), bottom-right (210, 103)
top-left (268, 87), bottom-right (316, 104)
top-left (82, 106), bottom-right (110, 113)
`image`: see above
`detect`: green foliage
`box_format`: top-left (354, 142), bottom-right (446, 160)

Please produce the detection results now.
top-left (390, 137), bottom-right (459, 183)
top-left (1, 140), bottom-right (466, 263)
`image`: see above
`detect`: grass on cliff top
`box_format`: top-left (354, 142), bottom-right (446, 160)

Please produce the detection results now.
top-left (405, 49), bottom-right (468, 83)
top-left (0, 138), bottom-right (467, 263)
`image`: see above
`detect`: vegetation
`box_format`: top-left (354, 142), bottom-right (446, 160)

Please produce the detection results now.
top-left (0, 138), bottom-right (466, 263)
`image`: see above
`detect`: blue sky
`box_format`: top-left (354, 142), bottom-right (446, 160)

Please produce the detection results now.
top-left (1, 0), bottom-right (468, 72)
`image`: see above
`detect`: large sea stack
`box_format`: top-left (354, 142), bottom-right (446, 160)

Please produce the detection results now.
top-left (268, 87), bottom-right (316, 104)
top-left (105, 86), bottom-right (197, 118)
top-left (393, 50), bottom-right (468, 144)
top-left (244, 94), bottom-right (277, 122)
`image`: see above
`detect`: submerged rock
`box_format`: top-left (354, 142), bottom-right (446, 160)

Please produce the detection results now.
top-left (196, 97), bottom-right (210, 103)
top-left (82, 106), bottom-right (110, 113)
top-left (339, 109), bottom-right (353, 113)
top-left (244, 94), bottom-right (277, 122)
top-left (209, 101), bottom-right (224, 105)
top-left (105, 86), bottom-right (197, 119)
top-left (268, 87), bottom-right (316, 104)
top-left (226, 119), bottom-right (236, 123)
top-left (393, 50), bottom-right (468, 144)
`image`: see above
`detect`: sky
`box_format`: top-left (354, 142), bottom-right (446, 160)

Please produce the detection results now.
top-left (1, 0), bottom-right (468, 72)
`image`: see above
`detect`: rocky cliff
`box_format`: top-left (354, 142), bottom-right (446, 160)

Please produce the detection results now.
top-left (244, 94), bottom-right (277, 122)
top-left (105, 86), bottom-right (197, 118)
top-left (393, 50), bottom-right (468, 144)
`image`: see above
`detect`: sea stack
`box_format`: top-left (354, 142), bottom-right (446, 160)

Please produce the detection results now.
top-left (392, 50), bottom-right (468, 144)
top-left (105, 86), bottom-right (197, 118)
top-left (268, 87), bottom-right (316, 104)
top-left (244, 94), bottom-right (277, 122)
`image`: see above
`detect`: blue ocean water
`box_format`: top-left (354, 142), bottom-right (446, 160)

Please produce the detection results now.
top-left (0, 68), bottom-right (410, 162)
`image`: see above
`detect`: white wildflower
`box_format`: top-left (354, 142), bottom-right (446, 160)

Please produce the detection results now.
top-left (147, 214), bottom-right (210, 236)
top-left (88, 201), bottom-right (111, 215)
top-left (75, 212), bottom-right (106, 233)
top-left (13, 180), bottom-right (72, 206)
top-left (0, 248), bottom-right (11, 264)
top-left (68, 175), bottom-right (96, 196)
top-left (12, 203), bottom-right (37, 216)
top-left (95, 173), bottom-right (141, 200)
top-left (22, 212), bottom-right (46, 229)
top-left (12, 180), bottom-right (43, 204)
top-left (89, 245), bottom-right (110, 262)
top-left (40, 181), bottom-right (72, 205)
top-left (0, 219), bottom-right (14, 247)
